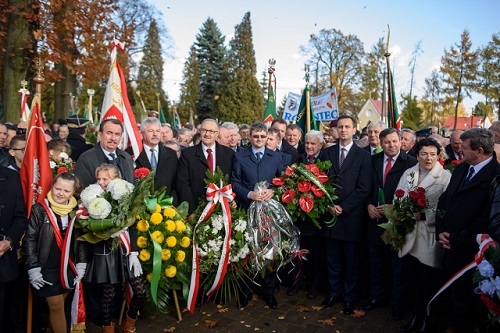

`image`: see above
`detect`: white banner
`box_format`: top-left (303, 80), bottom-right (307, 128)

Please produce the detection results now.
top-left (282, 88), bottom-right (338, 122)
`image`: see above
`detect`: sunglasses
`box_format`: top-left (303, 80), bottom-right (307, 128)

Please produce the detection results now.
top-left (11, 148), bottom-right (26, 152)
top-left (252, 135), bottom-right (267, 139)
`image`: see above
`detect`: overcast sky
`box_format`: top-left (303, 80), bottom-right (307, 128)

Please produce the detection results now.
top-left (150, 0), bottom-right (500, 114)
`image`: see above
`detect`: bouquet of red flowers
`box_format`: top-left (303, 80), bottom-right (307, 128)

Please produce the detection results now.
top-left (272, 160), bottom-right (337, 228)
top-left (379, 172), bottom-right (430, 250)
top-left (444, 159), bottom-right (462, 173)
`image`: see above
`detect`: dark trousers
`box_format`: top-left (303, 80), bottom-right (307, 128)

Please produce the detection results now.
top-left (290, 234), bottom-right (324, 293)
top-left (0, 262), bottom-right (29, 333)
top-left (405, 255), bottom-right (439, 317)
top-left (368, 242), bottom-right (403, 305)
top-left (325, 238), bottom-right (359, 303)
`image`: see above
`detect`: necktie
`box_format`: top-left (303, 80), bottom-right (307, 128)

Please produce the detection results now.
top-left (308, 155), bottom-right (314, 164)
top-left (256, 152), bottom-right (262, 163)
top-left (340, 148), bottom-right (346, 167)
top-left (458, 151), bottom-right (463, 160)
top-left (109, 153), bottom-right (117, 166)
top-left (383, 157), bottom-right (393, 185)
top-left (150, 148), bottom-right (157, 173)
top-left (463, 167), bottom-right (475, 184)
top-left (206, 148), bottom-right (214, 172)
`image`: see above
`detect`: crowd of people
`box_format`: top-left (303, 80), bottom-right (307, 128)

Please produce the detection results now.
top-left (1, 114), bottom-right (500, 333)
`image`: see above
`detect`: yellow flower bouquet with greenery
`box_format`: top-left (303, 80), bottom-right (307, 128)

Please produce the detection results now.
top-left (136, 193), bottom-right (192, 313)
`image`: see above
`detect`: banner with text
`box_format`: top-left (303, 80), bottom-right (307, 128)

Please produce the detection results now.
top-left (283, 88), bottom-right (338, 122)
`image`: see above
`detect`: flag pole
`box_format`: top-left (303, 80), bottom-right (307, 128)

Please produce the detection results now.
top-left (305, 64), bottom-right (311, 132)
top-left (87, 89), bottom-right (95, 124)
top-left (156, 92), bottom-right (161, 119)
top-left (385, 25), bottom-right (394, 128)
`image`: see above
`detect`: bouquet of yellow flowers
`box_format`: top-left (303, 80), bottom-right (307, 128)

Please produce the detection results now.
top-left (136, 199), bottom-right (192, 313)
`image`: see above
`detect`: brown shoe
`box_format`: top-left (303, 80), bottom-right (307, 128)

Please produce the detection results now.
top-left (102, 322), bottom-right (115, 333)
top-left (121, 315), bottom-right (137, 333)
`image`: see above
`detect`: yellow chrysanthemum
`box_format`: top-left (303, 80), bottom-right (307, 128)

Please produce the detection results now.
top-left (146, 273), bottom-right (152, 283)
top-left (136, 215), bottom-right (141, 220)
top-left (162, 249), bottom-right (171, 261)
top-left (150, 212), bottom-right (163, 225)
top-left (165, 265), bottom-right (177, 278)
top-left (175, 250), bottom-right (186, 263)
top-left (139, 249), bottom-right (151, 261)
top-left (166, 236), bottom-right (177, 248)
top-left (151, 230), bottom-right (164, 244)
top-left (180, 236), bottom-right (191, 248)
top-left (137, 236), bottom-right (148, 249)
top-left (136, 220), bottom-right (149, 232)
top-left (166, 220), bottom-right (176, 232)
top-left (163, 207), bottom-right (176, 219)
top-left (175, 220), bottom-right (186, 233)
top-left (155, 204), bottom-right (162, 213)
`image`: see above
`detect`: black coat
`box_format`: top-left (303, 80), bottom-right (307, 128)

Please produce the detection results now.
top-left (0, 167), bottom-right (28, 282)
top-left (444, 144), bottom-right (460, 166)
top-left (66, 133), bottom-right (93, 161)
top-left (280, 140), bottom-right (299, 163)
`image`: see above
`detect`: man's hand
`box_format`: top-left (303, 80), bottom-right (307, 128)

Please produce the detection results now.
top-left (438, 232), bottom-right (451, 250)
top-left (328, 205), bottom-right (343, 216)
top-left (249, 189), bottom-right (274, 202)
top-left (367, 204), bottom-right (382, 219)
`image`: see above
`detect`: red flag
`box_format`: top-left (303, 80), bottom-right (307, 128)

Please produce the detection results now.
top-left (20, 96), bottom-right (53, 217)
top-left (100, 39), bottom-right (142, 159)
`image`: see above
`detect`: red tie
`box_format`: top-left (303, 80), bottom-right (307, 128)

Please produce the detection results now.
top-left (308, 155), bottom-right (314, 164)
top-left (383, 157), bottom-right (392, 185)
top-left (206, 148), bottom-right (214, 172)
top-left (458, 151), bottom-right (463, 160)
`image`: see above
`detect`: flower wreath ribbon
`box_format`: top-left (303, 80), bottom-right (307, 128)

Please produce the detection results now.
top-left (41, 199), bottom-right (86, 332)
top-left (187, 182), bottom-right (235, 313)
top-left (427, 234), bottom-right (497, 315)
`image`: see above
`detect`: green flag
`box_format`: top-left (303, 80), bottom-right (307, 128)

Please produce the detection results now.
top-left (295, 85), bottom-right (317, 136)
top-left (263, 82), bottom-right (277, 126)
top-left (159, 104), bottom-right (167, 124)
top-left (387, 67), bottom-right (401, 130)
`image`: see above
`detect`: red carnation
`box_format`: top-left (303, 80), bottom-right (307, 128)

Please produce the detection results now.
top-left (297, 181), bottom-right (312, 193)
top-left (282, 189), bottom-right (296, 204)
top-left (417, 187), bottom-right (425, 193)
top-left (299, 196), bottom-right (314, 213)
top-left (316, 172), bottom-right (329, 183)
top-left (272, 176), bottom-right (285, 186)
top-left (134, 167), bottom-right (150, 179)
top-left (310, 185), bottom-right (325, 197)
top-left (417, 198), bottom-right (427, 208)
top-left (285, 166), bottom-right (296, 176)
top-left (417, 192), bottom-right (426, 200)
top-left (305, 164), bottom-right (320, 176)
top-left (394, 189), bottom-right (405, 198)
top-left (438, 159), bottom-right (445, 166)
top-left (57, 166), bottom-right (68, 174)
top-left (451, 160), bottom-right (461, 166)
top-left (409, 191), bottom-right (419, 200)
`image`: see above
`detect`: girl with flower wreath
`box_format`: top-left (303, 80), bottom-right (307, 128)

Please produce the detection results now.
top-left (83, 164), bottom-right (145, 333)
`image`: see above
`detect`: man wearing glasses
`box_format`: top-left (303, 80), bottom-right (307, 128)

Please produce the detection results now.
top-left (176, 119), bottom-right (235, 215)
top-left (8, 135), bottom-right (27, 172)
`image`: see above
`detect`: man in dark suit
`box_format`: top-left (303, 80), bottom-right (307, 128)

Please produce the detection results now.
top-left (319, 115), bottom-right (371, 315)
top-left (231, 122), bottom-right (285, 309)
top-left (176, 119), bottom-right (235, 215)
top-left (0, 166), bottom-right (28, 332)
top-left (65, 115), bottom-right (94, 161)
top-left (271, 119), bottom-right (299, 162)
top-left (266, 127), bottom-right (292, 167)
top-left (362, 128), bottom-right (417, 320)
top-left (444, 130), bottom-right (463, 165)
top-left (436, 128), bottom-right (500, 333)
top-left (286, 124), bottom-right (305, 155)
top-left (75, 118), bottom-right (134, 187)
top-left (129, 117), bottom-right (178, 200)
top-left (364, 120), bottom-right (386, 155)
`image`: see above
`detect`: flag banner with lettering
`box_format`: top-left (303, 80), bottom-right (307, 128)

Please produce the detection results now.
top-left (283, 88), bottom-right (339, 123)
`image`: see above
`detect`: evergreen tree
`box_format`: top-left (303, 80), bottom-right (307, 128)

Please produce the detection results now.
top-left (400, 95), bottom-right (423, 130)
top-left (178, 45), bottom-right (200, 125)
top-left (136, 20), bottom-right (168, 114)
top-left (359, 37), bottom-right (385, 103)
top-left (422, 70), bottom-right (444, 127)
top-left (478, 33), bottom-right (500, 117)
top-left (440, 29), bottom-right (479, 130)
top-left (195, 18), bottom-right (226, 120)
top-left (217, 12), bottom-right (264, 123)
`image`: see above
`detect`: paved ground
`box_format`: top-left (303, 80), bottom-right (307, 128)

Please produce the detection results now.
top-left (85, 288), bottom-right (406, 333)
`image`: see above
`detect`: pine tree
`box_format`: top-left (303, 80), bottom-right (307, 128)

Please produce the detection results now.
top-left (359, 37), bottom-right (386, 102)
top-left (216, 12), bottom-right (264, 123)
top-left (422, 70), bottom-right (444, 127)
top-left (440, 29), bottom-right (479, 130)
top-left (478, 33), bottom-right (500, 117)
top-left (195, 18), bottom-right (226, 120)
top-left (400, 95), bottom-right (423, 130)
top-left (136, 20), bottom-right (167, 115)
top-left (178, 45), bottom-right (200, 125)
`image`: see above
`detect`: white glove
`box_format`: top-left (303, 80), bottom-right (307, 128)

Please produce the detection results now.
top-left (28, 267), bottom-right (45, 290)
top-left (111, 227), bottom-right (128, 238)
top-left (73, 263), bottom-right (87, 285)
top-left (129, 251), bottom-right (143, 278)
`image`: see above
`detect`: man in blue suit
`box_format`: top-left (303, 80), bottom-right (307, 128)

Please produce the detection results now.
top-left (231, 121), bottom-right (285, 309)
top-left (319, 114), bottom-right (372, 315)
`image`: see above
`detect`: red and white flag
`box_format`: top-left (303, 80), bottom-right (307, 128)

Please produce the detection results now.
top-left (100, 39), bottom-right (142, 159)
top-left (20, 95), bottom-right (53, 217)
top-left (18, 88), bottom-right (31, 122)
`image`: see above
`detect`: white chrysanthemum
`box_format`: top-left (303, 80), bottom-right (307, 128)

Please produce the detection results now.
top-left (107, 179), bottom-right (134, 200)
top-left (59, 152), bottom-right (69, 160)
top-left (244, 232), bottom-right (252, 242)
top-left (80, 184), bottom-right (104, 207)
top-left (211, 215), bottom-right (223, 231)
top-left (197, 247), bottom-right (207, 257)
top-left (87, 197), bottom-right (112, 219)
top-left (49, 161), bottom-right (56, 168)
top-left (234, 219), bottom-right (247, 232)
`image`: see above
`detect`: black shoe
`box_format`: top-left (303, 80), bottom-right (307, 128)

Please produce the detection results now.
top-left (321, 296), bottom-right (342, 308)
top-left (401, 314), bottom-right (421, 332)
top-left (239, 292), bottom-right (253, 308)
top-left (263, 294), bottom-right (278, 309)
top-left (306, 291), bottom-right (316, 299)
top-left (392, 305), bottom-right (403, 321)
top-left (286, 284), bottom-right (301, 296)
top-left (343, 302), bottom-right (355, 315)
top-left (361, 299), bottom-right (386, 311)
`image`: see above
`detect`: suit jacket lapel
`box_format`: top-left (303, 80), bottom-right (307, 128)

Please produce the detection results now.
top-left (195, 144), bottom-right (209, 169)
top-left (374, 154), bottom-right (384, 186)
top-left (136, 150), bottom-right (151, 169)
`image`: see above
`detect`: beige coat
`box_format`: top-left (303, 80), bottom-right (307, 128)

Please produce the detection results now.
top-left (397, 162), bottom-right (451, 268)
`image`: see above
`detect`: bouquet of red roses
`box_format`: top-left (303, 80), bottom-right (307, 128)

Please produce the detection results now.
top-left (379, 172), bottom-right (430, 250)
top-left (272, 160), bottom-right (337, 228)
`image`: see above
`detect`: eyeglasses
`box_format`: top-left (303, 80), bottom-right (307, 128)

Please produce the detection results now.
top-left (11, 148), bottom-right (26, 152)
top-left (252, 135), bottom-right (267, 139)
top-left (200, 129), bottom-right (218, 135)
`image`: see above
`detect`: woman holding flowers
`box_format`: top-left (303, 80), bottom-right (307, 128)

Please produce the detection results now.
top-left (22, 172), bottom-right (87, 333)
top-left (83, 164), bottom-right (145, 333)
top-left (397, 138), bottom-right (451, 332)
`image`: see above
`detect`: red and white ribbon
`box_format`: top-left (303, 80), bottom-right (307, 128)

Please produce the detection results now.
top-left (18, 88), bottom-right (31, 122)
top-left (187, 182), bottom-right (235, 313)
top-left (427, 234), bottom-right (498, 315)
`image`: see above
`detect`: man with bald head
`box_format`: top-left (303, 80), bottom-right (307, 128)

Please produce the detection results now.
top-left (444, 130), bottom-right (464, 165)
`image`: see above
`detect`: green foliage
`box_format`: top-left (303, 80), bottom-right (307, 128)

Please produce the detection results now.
top-left (400, 95), bottom-right (424, 130)
top-left (178, 45), bottom-right (200, 125)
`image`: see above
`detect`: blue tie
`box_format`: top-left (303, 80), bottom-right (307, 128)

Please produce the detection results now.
top-left (109, 153), bottom-right (117, 166)
top-left (150, 148), bottom-right (157, 173)
top-left (256, 152), bottom-right (262, 163)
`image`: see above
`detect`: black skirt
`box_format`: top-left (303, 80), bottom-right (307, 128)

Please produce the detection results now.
top-left (84, 239), bottom-right (131, 284)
